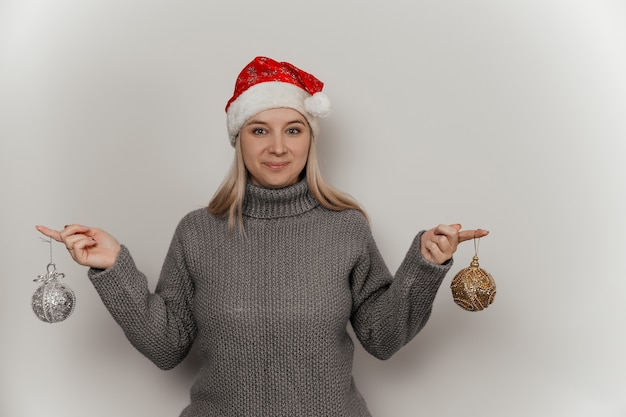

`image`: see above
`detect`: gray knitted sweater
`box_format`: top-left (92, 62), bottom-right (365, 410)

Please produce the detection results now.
top-left (88, 179), bottom-right (451, 417)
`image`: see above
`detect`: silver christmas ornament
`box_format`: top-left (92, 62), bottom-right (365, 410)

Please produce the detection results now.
top-left (32, 239), bottom-right (76, 323)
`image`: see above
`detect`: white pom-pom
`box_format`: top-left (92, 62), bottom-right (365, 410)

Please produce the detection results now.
top-left (304, 92), bottom-right (331, 118)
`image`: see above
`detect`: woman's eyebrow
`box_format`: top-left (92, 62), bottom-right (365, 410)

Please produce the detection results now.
top-left (245, 119), bottom-right (306, 126)
top-left (245, 119), bottom-right (269, 126)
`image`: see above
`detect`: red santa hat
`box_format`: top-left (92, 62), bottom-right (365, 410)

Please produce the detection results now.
top-left (225, 56), bottom-right (331, 147)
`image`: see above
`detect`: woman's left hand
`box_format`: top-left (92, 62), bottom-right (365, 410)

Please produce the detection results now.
top-left (420, 224), bottom-right (489, 265)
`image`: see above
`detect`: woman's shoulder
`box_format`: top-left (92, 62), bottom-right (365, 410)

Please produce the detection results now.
top-left (181, 207), bottom-right (212, 221)
top-left (316, 206), bottom-right (371, 234)
top-left (175, 207), bottom-right (225, 233)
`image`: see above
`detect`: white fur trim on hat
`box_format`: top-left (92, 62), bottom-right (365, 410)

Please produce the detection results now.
top-left (226, 82), bottom-right (331, 147)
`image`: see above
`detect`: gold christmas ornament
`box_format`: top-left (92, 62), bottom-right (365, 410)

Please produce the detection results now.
top-left (450, 237), bottom-right (495, 311)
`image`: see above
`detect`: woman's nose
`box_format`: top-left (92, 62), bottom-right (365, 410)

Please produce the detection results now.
top-left (268, 134), bottom-right (287, 155)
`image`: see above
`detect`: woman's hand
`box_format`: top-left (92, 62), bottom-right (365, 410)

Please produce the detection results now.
top-left (420, 224), bottom-right (489, 265)
top-left (35, 224), bottom-right (121, 270)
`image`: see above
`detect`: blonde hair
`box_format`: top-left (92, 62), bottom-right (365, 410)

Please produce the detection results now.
top-left (208, 134), bottom-right (366, 233)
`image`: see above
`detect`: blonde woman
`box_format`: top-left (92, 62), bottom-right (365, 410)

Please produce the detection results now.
top-left (37, 56), bottom-right (488, 417)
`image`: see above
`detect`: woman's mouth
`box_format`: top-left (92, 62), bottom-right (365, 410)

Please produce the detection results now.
top-left (264, 162), bottom-right (289, 170)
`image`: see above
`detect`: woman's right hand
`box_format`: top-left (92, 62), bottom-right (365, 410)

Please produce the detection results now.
top-left (35, 224), bottom-right (121, 270)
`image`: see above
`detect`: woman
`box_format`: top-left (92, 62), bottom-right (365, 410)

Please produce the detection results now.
top-left (37, 56), bottom-right (488, 417)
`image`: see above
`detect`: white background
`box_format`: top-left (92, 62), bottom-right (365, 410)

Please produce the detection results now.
top-left (1, 1), bottom-right (625, 416)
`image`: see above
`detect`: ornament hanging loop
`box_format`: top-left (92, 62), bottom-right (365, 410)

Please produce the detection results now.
top-left (473, 233), bottom-right (480, 255)
top-left (470, 234), bottom-right (481, 268)
top-left (41, 236), bottom-right (53, 262)
top-left (34, 262), bottom-right (66, 284)
top-left (34, 238), bottom-right (66, 284)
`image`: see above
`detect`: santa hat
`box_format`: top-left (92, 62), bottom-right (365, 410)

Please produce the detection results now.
top-left (225, 56), bottom-right (331, 147)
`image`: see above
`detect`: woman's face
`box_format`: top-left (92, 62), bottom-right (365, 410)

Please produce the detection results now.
top-left (239, 108), bottom-right (311, 189)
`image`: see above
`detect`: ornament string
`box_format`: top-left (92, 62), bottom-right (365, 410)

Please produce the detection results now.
top-left (34, 237), bottom-right (65, 285)
top-left (474, 236), bottom-right (479, 256)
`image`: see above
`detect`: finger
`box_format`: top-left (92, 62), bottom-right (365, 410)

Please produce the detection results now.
top-left (432, 233), bottom-right (454, 253)
top-left (422, 240), bottom-right (442, 263)
top-left (72, 236), bottom-right (98, 251)
top-left (433, 224), bottom-right (461, 248)
top-left (59, 224), bottom-right (90, 240)
top-left (35, 225), bottom-right (63, 242)
top-left (433, 224), bottom-right (461, 238)
top-left (434, 223), bottom-right (460, 234)
top-left (64, 237), bottom-right (98, 266)
top-left (64, 233), bottom-right (94, 250)
top-left (458, 228), bottom-right (490, 243)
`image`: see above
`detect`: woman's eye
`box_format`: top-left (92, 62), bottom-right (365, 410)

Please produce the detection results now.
top-left (287, 128), bottom-right (300, 135)
top-left (252, 128), bottom-right (266, 135)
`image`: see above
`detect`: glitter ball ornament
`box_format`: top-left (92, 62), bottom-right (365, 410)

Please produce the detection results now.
top-left (451, 248), bottom-right (496, 311)
top-left (32, 262), bottom-right (76, 323)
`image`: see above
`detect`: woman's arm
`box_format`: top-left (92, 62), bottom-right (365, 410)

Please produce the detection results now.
top-left (36, 224), bottom-right (197, 370)
top-left (350, 225), bottom-right (488, 360)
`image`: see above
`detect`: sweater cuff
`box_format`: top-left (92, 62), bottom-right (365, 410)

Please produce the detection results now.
top-left (87, 244), bottom-right (134, 281)
top-left (87, 245), bottom-right (151, 306)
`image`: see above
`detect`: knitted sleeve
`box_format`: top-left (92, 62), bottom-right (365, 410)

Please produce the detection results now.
top-left (349, 230), bottom-right (451, 360)
top-left (87, 230), bottom-right (197, 370)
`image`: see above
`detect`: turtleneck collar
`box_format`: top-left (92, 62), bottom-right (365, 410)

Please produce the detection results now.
top-left (242, 179), bottom-right (319, 219)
